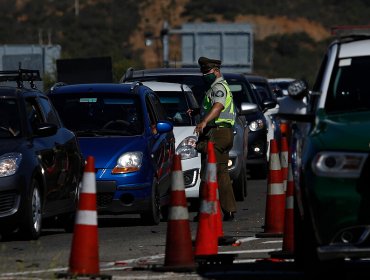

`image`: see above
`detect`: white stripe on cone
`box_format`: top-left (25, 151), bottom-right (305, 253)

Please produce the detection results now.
top-left (286, 196), bottom-right (294, 209)
top-left (207, 163), bottom-right (217, 183)
top-left (171, 171), bottom-right (186, 191)
top-left (269, 154), bottom-right (281, 170)
top-left (168, 206), bottom-right (189, 220)
top-left (200, 200), bottom-right (217, 214)
top-left (81, 173), bottom-right (96, 194)
top-left (75, 210), bottom-right (98, 226)
top-left (268, 183), bottom-right (285, 195)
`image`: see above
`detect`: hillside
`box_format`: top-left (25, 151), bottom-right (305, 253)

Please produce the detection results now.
top-left (2, 0), bottom-right (370, 85)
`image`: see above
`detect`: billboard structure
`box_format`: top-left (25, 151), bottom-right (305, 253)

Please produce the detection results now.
top-left (0, 44), bottom-right (61, 90)
top-left (162, 22), bottom-right (254, 73)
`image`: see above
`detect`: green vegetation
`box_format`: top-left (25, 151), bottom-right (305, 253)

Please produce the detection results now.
top-left (1, 0), bottom-right (369, 86)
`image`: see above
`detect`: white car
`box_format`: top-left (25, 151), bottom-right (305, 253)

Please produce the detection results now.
top-left (141, 81), bottom-right (201, 205)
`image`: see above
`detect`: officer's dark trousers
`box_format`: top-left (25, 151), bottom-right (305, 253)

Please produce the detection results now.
top-left (198, 127), bottom-right (237, 213)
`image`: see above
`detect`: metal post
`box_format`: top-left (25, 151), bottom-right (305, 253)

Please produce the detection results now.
top-left (161, 21), bottom-right (169, 68)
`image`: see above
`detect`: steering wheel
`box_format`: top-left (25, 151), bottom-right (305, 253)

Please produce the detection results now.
top-left (103, 120), bottom-right (130, 129)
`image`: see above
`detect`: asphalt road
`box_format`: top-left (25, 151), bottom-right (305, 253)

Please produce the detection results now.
top-left (0, 178), bottom-right (368, 280)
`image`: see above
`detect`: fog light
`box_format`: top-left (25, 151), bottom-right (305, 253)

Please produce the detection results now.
top-left (254, 147), bottom-right (261, 153)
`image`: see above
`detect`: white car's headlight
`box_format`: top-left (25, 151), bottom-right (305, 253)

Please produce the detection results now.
top-left (249, 119), bottom-right (264, 131)
top-left (112, 152), bottom-right (143, 174)
top-left (312, 152), bottom-right (367, 178)
top-left (176, 136), bottom-right (198, 160)
top-left (0, 153), bottom-right (22, 177)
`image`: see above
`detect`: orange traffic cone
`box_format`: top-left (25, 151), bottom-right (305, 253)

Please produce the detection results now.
top-left (280, 136), bottom-right (289, 192)
top-left (256, 139), bottom-right (285, 238)
top-left (57, 156), bottom-right (111, 279)
top-left (270, 150), bottom-right (295, 258)
top-left (206, 141), bottom-right (224, 239)
top-left (160, 154), bottom-right (196, 272)
top-left (194, 143), bottom-right (218, 256)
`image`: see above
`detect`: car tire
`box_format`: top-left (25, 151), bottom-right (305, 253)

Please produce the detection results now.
top-left (249, 162), bottom-right (268, 180)
top-left (233, 165), bottom-right (247, 201)
top-left (19, 179), bottom-right (42, 240)
top-left (140, 178), bottom-right (161, 225)
top-left (294, 194), bottom-right (319, 270)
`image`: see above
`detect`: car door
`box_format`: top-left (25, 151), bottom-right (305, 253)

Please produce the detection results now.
top-left (26, 96), bottom-right (76, 214)
top-left (145, 92), bottom-right (175, 197)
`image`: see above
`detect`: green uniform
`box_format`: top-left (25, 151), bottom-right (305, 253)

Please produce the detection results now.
top-left (197, 76), bottom-right (237, 213)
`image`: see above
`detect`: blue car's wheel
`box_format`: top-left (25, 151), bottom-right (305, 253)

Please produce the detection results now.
top-left (140, 178), bottom-right (161, 225)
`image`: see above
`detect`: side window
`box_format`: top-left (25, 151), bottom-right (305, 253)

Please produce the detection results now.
top-left (25, 97), bottom-right (44, 131)
top-left (145, 95), bottom-right (158, 134)
top-left (38, 96), bottom-right (60, 126)
top-left (150, 93), bottom-right (168, 120)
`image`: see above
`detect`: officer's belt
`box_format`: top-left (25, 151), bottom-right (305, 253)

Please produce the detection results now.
top-left (206, 122), bottom-right (233, 128)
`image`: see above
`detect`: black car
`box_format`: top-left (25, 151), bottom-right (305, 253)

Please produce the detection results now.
top-left (245, 74), bottom-right (281, 162)
top-left (0, 69), bottom-right (84, 240)
top-left (121, 68), bottom-right (270, 184)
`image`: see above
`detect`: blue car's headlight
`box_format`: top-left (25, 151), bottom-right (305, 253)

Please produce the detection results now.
top-left (249, 119), bottom-right (264, 131)
top-left (112, 151), bottom-right (143, 174)
top-left (176, 136), bottom-right (198, 160)
top-left (312, 152), bottom-right (367, 178)
top-left (0, 153), bottom-right (22, 177)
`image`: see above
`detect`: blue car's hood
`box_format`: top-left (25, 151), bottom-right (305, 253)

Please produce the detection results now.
top-left (314, 111), bottom-right (370, 151)
top-left (78, 136), bottom-right (147, 169)
top-left (0, 138), bottom-right (23, 155)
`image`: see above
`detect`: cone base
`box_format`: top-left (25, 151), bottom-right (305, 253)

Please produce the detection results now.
top-left (55, 272), bottom-right (112, 279)
top-left (152, 263), bottom-right (197, 272)
top-left (255, 231), bottom-right (283, 238)
top-left (218, 236), bottom-right (237, 246)
top-left (269, 250), bottom-right (295, 259)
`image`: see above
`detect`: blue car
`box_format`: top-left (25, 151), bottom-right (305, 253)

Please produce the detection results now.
top-left (48, 82), bottom-right (175, 225)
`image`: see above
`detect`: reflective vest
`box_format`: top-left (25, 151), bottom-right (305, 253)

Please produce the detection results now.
top-left (202, 79), bottom-right (236, 127)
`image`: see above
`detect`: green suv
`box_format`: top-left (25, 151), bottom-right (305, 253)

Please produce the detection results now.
top-left (280, 27), bottom-right (370, 268)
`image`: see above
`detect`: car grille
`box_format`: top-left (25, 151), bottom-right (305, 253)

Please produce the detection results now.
top-left (97, 193), bottom-right (114, 208)
top-left (0, 191), bottom-right (18, 214)
top-left (183, 168), bottom-right (199, 188)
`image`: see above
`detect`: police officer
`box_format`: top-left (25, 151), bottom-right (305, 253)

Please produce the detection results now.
top-left (194, 56), bottom-right (237, 221)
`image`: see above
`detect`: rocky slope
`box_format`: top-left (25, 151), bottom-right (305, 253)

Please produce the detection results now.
top-left (130, 0), bottom-right (331, 69)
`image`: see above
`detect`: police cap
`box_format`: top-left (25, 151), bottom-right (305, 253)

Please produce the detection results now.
top-left (198, 56), bottom-right (221, 74)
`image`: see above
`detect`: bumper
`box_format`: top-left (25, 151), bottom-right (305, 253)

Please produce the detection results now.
top-left (247, 129), bottom-right (267, 166)
top-left (0, 175), bottom-right (24, 232)
top-left (96, 179), bottom-right (152, 214)
top-left (317, 226), bottom-right (370, 260)
top-left (228, 150), bottom-right (243, 180)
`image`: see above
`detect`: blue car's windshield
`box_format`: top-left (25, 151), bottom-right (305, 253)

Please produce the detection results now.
top-left (326, 56), bottom-right (370, 113)
top-left (51, 93), bottom-right (144, 136)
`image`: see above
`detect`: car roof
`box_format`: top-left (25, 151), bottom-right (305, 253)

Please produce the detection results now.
top-left (121, 67), bottom-right (202, 82)
top-left (268, 78), bottom-right (295, 83)
top-left (338, 38), bottom-right (370, 58)
top-left (122, 67), bottom-right (252, 82)
top-left (140, 81), bottom-right (192, 92)
top-left (48, 82), bottom-right (146, 94)
top-left (244, 74), bottom-right (269, 83)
